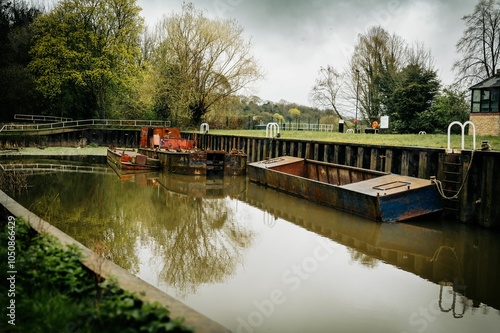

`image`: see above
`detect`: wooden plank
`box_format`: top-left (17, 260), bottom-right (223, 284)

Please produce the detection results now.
top-left (479, 154), bottom-right (500, 227)
top-left (401, 151), bottom-right (409, 176)
top-left (385, 149), bottom-right (393, 173)
top-left (263, 138), bottom-right (268, 159)
top-left (251, 138), bottom-right (257, 162)
top-left (305, 142), bottom-right (311, 159)
top-left (357, 147), bottom-right (364, 168)
top-left (346, 146), bottom-right (353, 166)
top-left (418, 151), bottom-right (428, 179)
top-left (370, 148), bottom-right (378, 171)
top-left (333, 144), bottom-right (339, 164)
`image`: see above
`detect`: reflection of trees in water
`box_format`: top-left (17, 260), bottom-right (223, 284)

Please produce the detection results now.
top-left (19, 172), bottom-right (144, 274)
top-left (347, 248), bottom-right (378, 268)
top-left (0, 171), bottom-right (27, 195)
top-left (18, 171), bottom-right (254, 298)
top-left (144, 190), bottom-right (254, 298)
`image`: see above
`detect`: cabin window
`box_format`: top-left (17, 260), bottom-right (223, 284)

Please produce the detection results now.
top-left (471, 88), bottom-right (500, 113)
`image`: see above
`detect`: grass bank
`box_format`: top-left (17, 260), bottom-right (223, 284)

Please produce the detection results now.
top-left (207, 130), bottom-right (499, 151)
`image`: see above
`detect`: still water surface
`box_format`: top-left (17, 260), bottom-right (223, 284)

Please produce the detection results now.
top-left (7, 161), bottom-right (500, 333)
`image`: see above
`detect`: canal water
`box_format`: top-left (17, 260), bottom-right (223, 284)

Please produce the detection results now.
top-left (4, 159), bottom-right (500, 333)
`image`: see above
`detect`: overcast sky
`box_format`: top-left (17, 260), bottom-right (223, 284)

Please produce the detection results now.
top-left (137, 0), bottom-right (475, 109)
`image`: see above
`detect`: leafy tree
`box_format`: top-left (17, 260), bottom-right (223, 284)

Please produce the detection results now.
top-left (288, 107), bottom-right (301, 120)
top-left (453, 0), bottom-right (500, 86)
top-left (418, 87), bottom-right (470, 134)
top-left (0, 0), bottom-right (43, 120)
top-left (388, 64), bottom-right (440, 133)
top-left (28, 0), bottom-right (144, 119)
top-left (310, 65), bottom-right (345, 119)
top-left (273, 113), bottom-right (284, 122)
top-left (151, 3), bottom-right (263, 126)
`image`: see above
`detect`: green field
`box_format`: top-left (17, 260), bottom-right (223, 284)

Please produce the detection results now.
top-left (207, 129), bottom-right (499, 151)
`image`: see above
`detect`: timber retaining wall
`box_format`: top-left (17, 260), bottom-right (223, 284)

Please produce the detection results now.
top-left (192, 133), bottom-right (499, 228)
top-left (1, 129), bottom-right (498, 227)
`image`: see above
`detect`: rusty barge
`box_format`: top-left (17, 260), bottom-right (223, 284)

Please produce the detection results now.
top-left (107, 148), bottom-right (160, 173)
top-left (247, 156), bottom-right (443, 222)
top-left (137, 127), bottom-right (247, 176)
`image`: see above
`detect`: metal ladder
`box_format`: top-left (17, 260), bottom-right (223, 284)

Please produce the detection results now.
top-left (440, 121), bottom-right (476, 218)
top-left (441, 153), bottom-right (462, 217)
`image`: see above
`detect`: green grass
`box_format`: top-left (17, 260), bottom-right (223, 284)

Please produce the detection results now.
top-left (207, 129), bottom-right (499, 151)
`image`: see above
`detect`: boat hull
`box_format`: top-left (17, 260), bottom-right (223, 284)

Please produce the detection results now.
top-left (247, 156), bottom-right (442, 222)
top-left (107, 148), bottom-right (160, 173)
top-left (138, 148), bottom-right (247, 176)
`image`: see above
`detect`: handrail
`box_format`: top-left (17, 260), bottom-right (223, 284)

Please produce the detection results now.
top-left (0, 119), bottom-right (172, 133)
top-left (14, 114), bottom-right (73, 122)
top-left (447, 121), bottom-right (476, 152)
top-left (266, 122), bottom-right (280, 138)
top-left (200, 122), bottom-right (209, 134)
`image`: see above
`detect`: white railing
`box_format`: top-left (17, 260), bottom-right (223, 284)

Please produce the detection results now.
top-left (0, 119), bottom-right (171, 132)
top-left (0, 163), bottom-right (110, 174)
top-left (14, 114), bottom-right (73, 122)
top-left (200, 122), bottom-right (209, 134)
top-left (266, 122), bottom-right (280, 138)
top-left (447, 121), bottom-right (476, 152)
top-left (281, 123), bottom-right (335, 132)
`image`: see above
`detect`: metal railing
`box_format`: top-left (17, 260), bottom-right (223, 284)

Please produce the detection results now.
top-left (447, 121), bottom-right (476, 152)
top-left (14, 114), bottom-right (73, 122)
top-left (0, 119), bottom-right (171, 132)
top-left (0, 163), bottom-right (111, 174)
top-left (282, 123), bottom-right (335, 131)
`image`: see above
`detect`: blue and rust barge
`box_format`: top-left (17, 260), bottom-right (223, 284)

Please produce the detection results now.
top-left (247, 156), bottom-right (442, 222)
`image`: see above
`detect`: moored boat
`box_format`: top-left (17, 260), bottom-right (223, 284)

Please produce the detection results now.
top-left (107, 147), bottom-right (160, 173)
top-left (247, 156), bottom-right (443, 222)
top-left (137, 127), bottom-right (247, 176)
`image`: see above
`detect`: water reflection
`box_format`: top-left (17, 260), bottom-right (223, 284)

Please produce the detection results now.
top-left (244, 181), bottom-right (500, 314)
top-left (143, 174), bottom-right (252, 297)
top-left (4, 159), bottom-right (500, 332)
top-left (12, 168), bottom-right (253, 296)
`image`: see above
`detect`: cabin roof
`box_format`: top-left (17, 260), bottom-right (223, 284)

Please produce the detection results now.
top-left (470, 72), bottom-right (500, 89)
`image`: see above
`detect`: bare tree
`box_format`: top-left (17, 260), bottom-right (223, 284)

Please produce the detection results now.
top-left (349, 26), bottom-right (406, 122)
top-left (405, 41), bottom-right (435, 70)
top-left (453, 0), bottom-right (500, 86)
top-left (309, 65), bottom-right (345, 119)
top-left (152, 3), bottom-right (264, 126)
